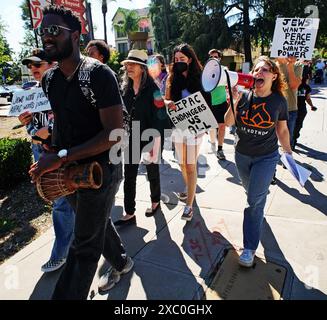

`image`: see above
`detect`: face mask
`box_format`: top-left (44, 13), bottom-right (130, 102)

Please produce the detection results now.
top-left (173, 61), bottom-right (188, 74)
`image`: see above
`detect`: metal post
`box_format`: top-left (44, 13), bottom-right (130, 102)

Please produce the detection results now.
top-left (27, 0), bottom-right (39, 48)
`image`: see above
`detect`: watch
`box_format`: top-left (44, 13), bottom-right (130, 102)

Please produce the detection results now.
top-left (57, 149), bottom-right (68, 163)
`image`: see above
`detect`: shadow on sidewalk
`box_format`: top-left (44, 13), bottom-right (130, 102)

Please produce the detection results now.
top-left (276, 179), bottom-right (327, 216)
top-left (219, 160), bottom-right (242, 186)
top-left (29, 269), bottom-right (61, 300)
top-left (181, 202), bottom-right (236, 296)
top-left (261, 218), bottom-right (327, 299)
top-left (296, 143), bottom-right (327, 162)
top-left (100, 203), bottom-right (201, 300)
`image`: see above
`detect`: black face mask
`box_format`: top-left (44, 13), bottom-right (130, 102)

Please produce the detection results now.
top-left (173, 61), bottom-right (188, 74)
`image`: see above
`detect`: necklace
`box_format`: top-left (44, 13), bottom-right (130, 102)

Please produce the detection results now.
top-left (66, 58), bottom-right (83, 81)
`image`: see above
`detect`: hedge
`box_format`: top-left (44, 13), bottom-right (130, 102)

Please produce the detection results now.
top-left (0, 138), bottom-right (32, 189)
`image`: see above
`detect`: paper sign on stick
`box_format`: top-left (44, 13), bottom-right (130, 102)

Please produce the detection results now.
top-left (270, 17), bottom-right (319, 60)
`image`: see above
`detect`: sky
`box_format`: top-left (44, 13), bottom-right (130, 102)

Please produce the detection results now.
top-left (0, 0), bottom-right (150, 58)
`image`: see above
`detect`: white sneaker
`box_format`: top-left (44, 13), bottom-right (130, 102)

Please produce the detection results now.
top-left (98, 256), bottom-right (134, 292)
top-left (239, 249), bottom-right (255, 267)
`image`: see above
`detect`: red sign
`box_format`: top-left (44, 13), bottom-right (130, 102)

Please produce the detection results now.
top-left (29, 0), bottom-right (52, 30)
top-left (29, 0), bottom-right (89, 34)
top-left (55, 0), bottom-right (89, 34)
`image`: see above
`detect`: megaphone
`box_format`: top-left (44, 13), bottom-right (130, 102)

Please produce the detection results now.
top-left (201, 58), bottom-right (254, 92)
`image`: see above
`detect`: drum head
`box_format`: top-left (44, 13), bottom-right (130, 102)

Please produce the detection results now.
top-left (201, 58), bottom-right (222, 92)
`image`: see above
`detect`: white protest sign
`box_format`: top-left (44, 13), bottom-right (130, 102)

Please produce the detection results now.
top-left (270, 17), bottom-right (319, 59)
top-left (166, 91), bottom-right (218, 136)
top-left (8, 87), bottom-right (51, 116)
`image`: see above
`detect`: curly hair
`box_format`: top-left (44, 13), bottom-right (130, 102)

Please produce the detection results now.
top-left (165, 43), bottom-right (203, 101)
top-left (252, 56), bottom-right (288, 96)
top-left (86, 40), bottom-right (110, 64)
top-left (43, 5), bottom-right (82, 34)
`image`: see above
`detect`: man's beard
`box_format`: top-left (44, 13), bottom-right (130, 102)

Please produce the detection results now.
top-left (44, 36), bottom-right (74, 61)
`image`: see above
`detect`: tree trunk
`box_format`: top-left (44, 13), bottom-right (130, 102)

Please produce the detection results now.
top-left (242, 0), bottom-right (252, 65)
top-left (162, 0), bottom-right (170, 44)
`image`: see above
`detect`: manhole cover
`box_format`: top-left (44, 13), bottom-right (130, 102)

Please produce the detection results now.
top-left (205, 250), bottom-right (286, 300)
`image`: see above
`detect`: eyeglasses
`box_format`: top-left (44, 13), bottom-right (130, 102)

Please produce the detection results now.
top-left (36, 25), bottom-right (72, 37)
top-left (27, 62), bottom-right (47, 69)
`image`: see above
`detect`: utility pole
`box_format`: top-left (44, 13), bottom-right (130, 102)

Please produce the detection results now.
top-left (102, 0), bottom-right (108, 43)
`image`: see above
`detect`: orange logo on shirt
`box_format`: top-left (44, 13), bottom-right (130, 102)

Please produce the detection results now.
top-left (240, 103), bottom-right (274, 129)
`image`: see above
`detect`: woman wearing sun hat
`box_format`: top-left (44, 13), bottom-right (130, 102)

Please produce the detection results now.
top-left (114, 49), bottom-right (166, 226)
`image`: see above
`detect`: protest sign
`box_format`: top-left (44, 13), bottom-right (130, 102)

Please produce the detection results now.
top-left (8, 87), bottom-right (51, 116)
top-left (270, 17), bottom-right (319, 59)
top-left (166, 91), bottom-right (218, 136)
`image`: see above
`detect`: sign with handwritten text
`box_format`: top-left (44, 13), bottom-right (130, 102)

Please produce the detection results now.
top-left (270, 18), bottom-right (319, 59)
top-left (166, 91), bottom-right (217, 136)
top-left (8, 88), bottom-right (51, 116)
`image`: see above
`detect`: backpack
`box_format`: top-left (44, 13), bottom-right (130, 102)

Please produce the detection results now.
top-left (42, 56), bottom-right (131, 139)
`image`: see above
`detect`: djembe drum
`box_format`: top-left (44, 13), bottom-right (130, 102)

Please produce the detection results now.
top-left (36, 161), bottom-right (103, 202)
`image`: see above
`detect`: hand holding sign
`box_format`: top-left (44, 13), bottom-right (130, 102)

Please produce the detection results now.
top-left (18, 111), bottom-right (32, 126)
top-left (166, 91), bottom-right (218, 136)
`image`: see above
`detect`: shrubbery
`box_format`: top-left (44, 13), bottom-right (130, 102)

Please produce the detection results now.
top-left (0, 138), bottom-right (32, 189)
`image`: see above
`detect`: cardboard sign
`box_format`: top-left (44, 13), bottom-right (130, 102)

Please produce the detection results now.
top-left (8, 88), bottom-right (51, 116)
top-left (166, 91), bottom-right (218, 136)
top-left (270, 18), bottom-right (319, 59)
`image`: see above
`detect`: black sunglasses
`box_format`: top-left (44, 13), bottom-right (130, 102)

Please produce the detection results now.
top-left (27, 62), bottom-right (47, 69)
top-left (36, 25), bottom-right (72, 37)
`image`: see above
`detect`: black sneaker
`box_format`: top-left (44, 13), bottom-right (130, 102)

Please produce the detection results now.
top-left (181, 206), bottom-right (193, 221)
top-left (216, 149), bottom-right (226, 160)
top-left (41, 258), bottom-right (66, 273)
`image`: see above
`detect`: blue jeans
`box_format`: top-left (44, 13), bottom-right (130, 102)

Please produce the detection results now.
top-left (52, 162), bottom-right (127, 300)
top-left (287, 111), bottom-right (298, 146)
top-left (235, 150), bottom-right (279, 251)
top-left (32, 143), bottom-right (75, 261)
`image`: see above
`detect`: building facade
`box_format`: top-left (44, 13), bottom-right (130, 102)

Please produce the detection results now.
top-left (112, 7), bottom-right (155, 56)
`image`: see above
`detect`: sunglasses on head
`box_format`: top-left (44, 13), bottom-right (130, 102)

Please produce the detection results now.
top-left (27, 62), bottom-right (46, 69)
top-left (36, 25), bottom-right (72, 37)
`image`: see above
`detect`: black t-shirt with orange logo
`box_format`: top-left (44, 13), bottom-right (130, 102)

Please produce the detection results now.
top-left (235, 92), bottom-right (288, 157)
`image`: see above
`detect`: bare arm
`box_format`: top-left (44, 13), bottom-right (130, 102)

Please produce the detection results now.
top-left (305, 94), bottom-right (315, 109)
top-left (276, 120), bottom-right (292, 154)
top-left (224, 105), bottom-right (236, 127)
top-left (287, 58), bottom-right (302, 90)
top-left (29, 105), bottom-right (123, 181)
top-left (225, 88), bottom-right (242, 126)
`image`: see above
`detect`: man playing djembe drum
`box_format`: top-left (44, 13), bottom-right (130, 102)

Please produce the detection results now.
top-left (29, 5), bottom-right (133, 300)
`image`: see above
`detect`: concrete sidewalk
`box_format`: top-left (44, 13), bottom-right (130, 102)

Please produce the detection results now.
top-left (0, 84), bottom-right (326, 300)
